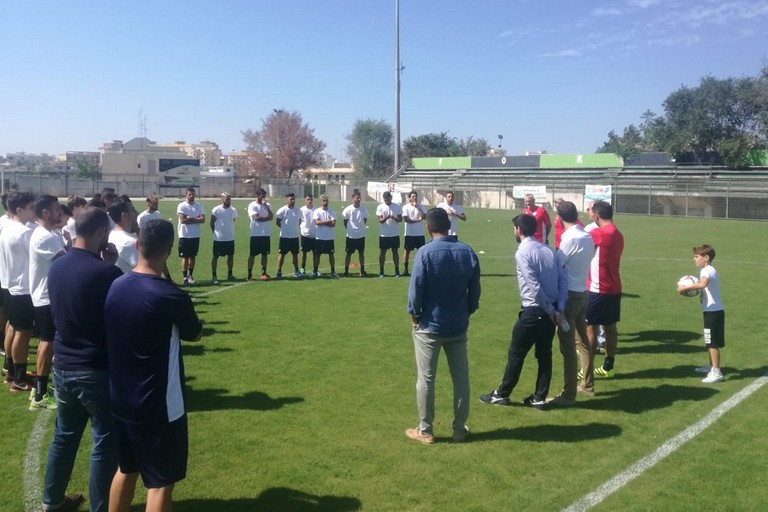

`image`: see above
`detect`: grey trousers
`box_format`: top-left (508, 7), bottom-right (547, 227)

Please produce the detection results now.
top-left (412, 328), bottom-right (469, 436)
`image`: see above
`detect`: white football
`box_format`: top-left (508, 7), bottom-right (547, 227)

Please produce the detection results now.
top-left (677, 275), bottom-right (700, 297)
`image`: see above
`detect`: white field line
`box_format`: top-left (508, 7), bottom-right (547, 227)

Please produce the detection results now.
top-left (562, 375), bottom-right (768, 512)
top-left (24, 411), bottom-right (54, 512)
top-left (192, 280), bottom-right (252, 298)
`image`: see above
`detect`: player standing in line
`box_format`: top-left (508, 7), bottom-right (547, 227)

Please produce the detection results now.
top-left (210, 192), bottom-right (237, 284)
top-left (62, 195), bottom-right (87, 247)
top-left (677, 244), bottom-right (726, 384)
top-left (522, 193), bottom-right (552, 244)
top-left (0, 191), bottom-right (37, 392)
top-left (137, 194), bottom-right (161, 235)
top-left (247, 188), bottom-right (273, 281)
top-left (401, 190), bottom-right (427, 276)
top-left (106, 219), bottom-right (202, 512)
top-left (436, 191), bottom-right (466, 239)
top-left (299, 194), bottom-right (316, 276)
top-left (376, 191), bottom-right (403, 277)
top-left (0, 195), bottom-right (12, 380)
top-left (177, 187), bottom-right (205, 285)
top-left (311, 195), bottom-right (338, 278)
top-left (274, 193), bottom-right (303, 279)
top-left (586, 200), bottom-right (624, 378)
top-left (108, 198), bottom-right (140, 274)
top-left (342, 189), bottom-right (368, 277)
top-left (583, 201), bottom-right (605, 353)
top-left (29, 195), bottom-right (67, 410)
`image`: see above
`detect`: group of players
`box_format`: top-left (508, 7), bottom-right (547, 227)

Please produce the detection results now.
top-left (168, 187), bottom-right (467, 284)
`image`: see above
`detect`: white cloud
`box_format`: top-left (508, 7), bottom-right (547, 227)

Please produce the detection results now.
top-left (540, 48), bottom-right (583, 58)
top-left (498, 29), bottom-right (513, 39)
top-left (591, 7), bottom-right (624, 17)
top-left (627, 0), bottom-right (662, 7)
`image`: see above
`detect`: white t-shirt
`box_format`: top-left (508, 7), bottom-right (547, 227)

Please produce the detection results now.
top-left (376, 202), bottom-right (402, 238)
top-left (0, 220), bottom-right (33, 295)
top-left (62, 216), bottom-right (77, 243)
top-left (342, 204), bottom-right (368, 239)
top-left (584, 221), bottom-right (598, 233)
top-left (137, 209), bottom-right (162, 231)
top-left (109, 228), bottom-right (139, 274)
top-left (312, 207), bottom-right (337, 241)
top-left (275, 205), bottom-right (302, 239)
top-left (211, 204), bottom-right (238, 242)
top-left (557, 225), bottom-right (595, 293)
top-left (436, 201), bottom-right (464, 236)
top-left (29, 225), bottom-right (66, 307)
top-left (700, 265), bottom-right (724, 312)
top-left (247, 201), bottom-right (272, 237)
top-left (300, 205), bottom-right (316, 238)
top-left (177, 201), bottom-right (205, 239)
top-left (402, 204), bottom-right (427, 237)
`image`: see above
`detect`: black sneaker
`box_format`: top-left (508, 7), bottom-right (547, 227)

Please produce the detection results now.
top-left (479, 390), bottom-right (510, 406)
top-left (522, 394), bottom-right (548, 411)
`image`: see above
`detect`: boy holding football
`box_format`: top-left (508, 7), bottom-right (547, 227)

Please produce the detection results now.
top-left (677, 244), bottom-right (725, 383)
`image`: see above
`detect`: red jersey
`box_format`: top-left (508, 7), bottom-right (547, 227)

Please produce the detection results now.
top-left (587, 222), bottom-right (623, 294)
top-left (523, 206), bottom-right (552, 243)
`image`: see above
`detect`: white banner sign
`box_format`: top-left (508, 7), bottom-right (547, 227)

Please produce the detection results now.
top-left (512, 185), bottom-right (546, 200)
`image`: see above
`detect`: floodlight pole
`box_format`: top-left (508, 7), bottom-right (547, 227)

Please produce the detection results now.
top-left (394, 0), bottom-right (401, 175)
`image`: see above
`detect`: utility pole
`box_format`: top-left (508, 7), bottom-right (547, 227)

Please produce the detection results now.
top-left (394, 0), bottom-right (402, 174)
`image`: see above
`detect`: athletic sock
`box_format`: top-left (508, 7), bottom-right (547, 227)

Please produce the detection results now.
top-left (380, 266), bottom-right (385, 275)
top-left (14, 363), bottom-right (27, 382)
top-left (603, 357), bottom-right (615, 371)
top-left (261, 267), bottom-right (267, 275)
top-left (35, 375), bottom-right (49, 401)
top-left (3, 355), bottom-right (12, 373)
top-left (344, 266), bottom-right (349, 274)
top-left (395, 266), bottom-right (400, 274)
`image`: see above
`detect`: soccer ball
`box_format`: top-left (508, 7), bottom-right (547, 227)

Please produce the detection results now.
top-left (677, 275), bottom-right (700, 297)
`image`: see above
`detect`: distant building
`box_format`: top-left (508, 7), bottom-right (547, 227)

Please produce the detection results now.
top-left (100, 138), bottom-right (198, 176)
top-left (302, 161), bottom-right (355, 184)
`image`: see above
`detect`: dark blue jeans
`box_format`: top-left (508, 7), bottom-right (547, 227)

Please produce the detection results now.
top-left (497, 307), bottom-right (556, 401)
top-left (43, 369), bottom-right (116, 512)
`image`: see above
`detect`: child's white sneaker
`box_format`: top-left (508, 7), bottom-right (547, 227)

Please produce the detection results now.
top-left (702, 368), bottom-right (724, 384)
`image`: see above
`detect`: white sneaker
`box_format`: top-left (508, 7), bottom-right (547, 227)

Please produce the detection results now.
top-left (695, 364), bottom-right (712, 374)
top-left (186, 276), bottom-right (196, 284)
top-left (702, 369), bottom-right (724, 383)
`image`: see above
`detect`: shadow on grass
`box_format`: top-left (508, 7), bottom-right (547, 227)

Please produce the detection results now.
top-left (200, 326), bottom-right (241, 337)
top-left (621, 365), bottom-right (705, 379)
top-left (580, 384), bottom-right (717, 414)
top-left (181, 344), bottom-right (234, 357)
top-left (723, 367), bottom-right (768, 380)
top-left (186, 388), bottom-right (303, 412)
top-left (467, 422), bottom-right (621, 443)
top-left (174, 487), bottom-right (361, 512)
top-left (623, 330), bottom-right (701, 344)
top-left (619, 330), bottom-right (702, 355)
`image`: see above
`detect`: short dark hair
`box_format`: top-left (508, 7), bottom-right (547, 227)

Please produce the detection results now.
top-left (592, 200), bottom-right (613, 220)
top-left (7, 191), bottom-right (35, 215)
top-left (383, 191), bottom-right (392, 199)
top-left (426, 208), bottom-right (450, 234)
top-left (285, 192), bottom-right (296, 198)
top-left (34, 195), bottom-right (59, 219)
top-left (513, 214), bottom-right (537, 237)
top-left (68, 194), bottom-right (87, 209)
top-left (1, 194), bottom-right (7, 212)
top-left (139, 219), bottom-right (174, 259)
top-left (693, 244), bottom-right (716, 262)
top-left (556, 201), bottom-right (578, 223)
top-left (186, 187), bottom-right (196, 194)
top-left (100, 187), bottom-right (116, 195)
top-left (61, 204), bottom-right (73, 217)
top-left (108, 198), bottom-right (133, 223)
top-left (102, 191), bottom-right (117, 206)
top-left (75, 207), bottom-right (110, 237)
top-left (87, 197), bottom-right (106, 210)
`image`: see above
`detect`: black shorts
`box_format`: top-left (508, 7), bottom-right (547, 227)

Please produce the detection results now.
top-left (0, 287), bottom-right (9, 310)
top-left (703, 310), bottom-right (725, 348)
top-left (212, 240), bottom-right (235, 257)
top-left (34, 305), bottom-right (55, 341)
top-left (586, 292), bottom-right (621, 326)
top-left (315, 239), bottom-right (335, 255)
top-left (300, 235), bottom-right (315, 253)
top-left (178, 238), bottom-right (200, 258)
top-left (279, 237), bottom-right (300, 255)
top-left (379, 236), bottom-right (400, 250)
top-left (249, 236), bottom-right (271, 256)
top-left (114, 415), bottom-right (188, 488)
top-left (404, 235), bottom-right (426, 251)
top-left (8, 294), bottom-right (34, 330)
top-left (345, 237), bottom-right (365, 254)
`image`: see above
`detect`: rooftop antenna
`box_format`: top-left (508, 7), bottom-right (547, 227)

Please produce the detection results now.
top-left (138, 109), bottom-right (148, 148)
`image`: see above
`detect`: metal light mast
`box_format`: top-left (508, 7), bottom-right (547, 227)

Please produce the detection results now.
top-left (394, 0), bottom-right (402, 174)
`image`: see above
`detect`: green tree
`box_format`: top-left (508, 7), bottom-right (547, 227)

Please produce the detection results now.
top-left (345, 119), bottom-right (394, 177)
top-left (72, 160), bottom-right (101, 180)
top-left (457, 136), bottom-right (491, 156)
top-left (401, 132), bottom-right (490, 163)
top-left (242, 109), bottom-right (326, 179)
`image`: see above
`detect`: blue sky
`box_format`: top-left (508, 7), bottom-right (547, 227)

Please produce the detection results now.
top-left (2, 0), bottom-right (766, 159)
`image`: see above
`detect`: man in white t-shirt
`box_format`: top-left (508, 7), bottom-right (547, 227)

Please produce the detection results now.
top-left (275, 193), bottom-right (302, 279)
top-left (299, 194), bottom-right (316, 275)
top-left (247, 188), bottom-right (273, 281)
top-left (436, 191), bottom-right (466, 238)
top-left (311, 195), bottom-right (338, 278)
top-left (376, 191), bottom-right (403, 277)
top-left (210, 193), bottom-right (238, 283)
top-left (0, 197), bottom-right (11, 379)
top-left (108, 198), bottom-right (140, 274)
top-left (177, 187), bottom-right (205, 285)
top-left (137, 194), bottom-right (161, 235)
top-left (342, 189), bottom-right (368, 277)
top-left (401, 190), bottom-right (427, 276)
top-left (29, 195), bottom-right (67, 409)
top-left (62, 195), bottom-right (87, 248)
top-left (0, 191), bottom-right (37, 392)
